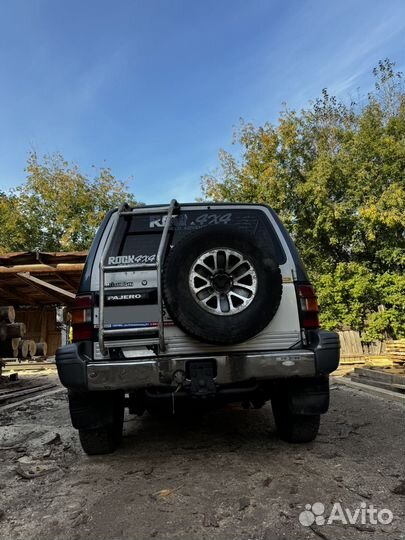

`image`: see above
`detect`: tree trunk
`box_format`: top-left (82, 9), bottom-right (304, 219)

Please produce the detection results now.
top-left (5, 323), bottom-right (26, 338)
top-left (0, 337), bottom-right (20, 358)
top-left (27, 340), bottom-right (37, 358)
top-left (0, 306), bottom-right (15, 323)
top-left (18, 340), bottom-right (29, 359)
top-left (35, 342), bottom-right (48, 356)
top-left (0, 325), bottom-right (7, 341)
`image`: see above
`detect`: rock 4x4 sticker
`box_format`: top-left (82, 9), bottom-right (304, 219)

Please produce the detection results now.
top-left (149, 212), bottom-right (233, 229)
top-left (107, 254), bottom-right (156, 265)
top-left (149, 214), bottom-right (188, 228)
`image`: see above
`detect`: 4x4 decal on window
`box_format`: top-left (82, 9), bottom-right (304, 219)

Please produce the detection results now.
top-left (149, 212), bottom-right (233, 229)
top-left (189, 213), bottom-right (232, 226)
top-left (107, 254), bottom-right (157, 265)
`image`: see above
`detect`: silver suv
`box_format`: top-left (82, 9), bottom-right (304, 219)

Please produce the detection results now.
top-left (56, 200), bottom-right (340, 454)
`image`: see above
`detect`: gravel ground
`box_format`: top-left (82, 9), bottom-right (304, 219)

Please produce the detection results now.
top-left (0, 380), bottom-right (404, 540)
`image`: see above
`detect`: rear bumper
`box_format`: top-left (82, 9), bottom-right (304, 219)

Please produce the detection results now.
top-left (56, 330), bottom-right (340, 391)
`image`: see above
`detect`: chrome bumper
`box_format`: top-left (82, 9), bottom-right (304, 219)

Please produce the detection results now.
top-left (86, 350), bottom-right (316, 390)
top-left (56, 331), bottom-right (340, 391)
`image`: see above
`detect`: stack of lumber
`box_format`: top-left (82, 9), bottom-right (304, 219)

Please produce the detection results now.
top-left (18, 340), bottom-right (37, 358)
top-left (350, 367), bottom-right (405, 394)
top-left (0, 305), bottom-right (48, 360)
top-left (0, 306), bottom-right (22, 358)
top-left (35, 342), bottom-right (47, 357)
top-left (364, 356), bottom-right (394, 368)
top-left (386, 339), bottom-right (405, 365)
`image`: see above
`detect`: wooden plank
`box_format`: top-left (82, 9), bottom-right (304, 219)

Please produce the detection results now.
top-left (0, 263), bottom-right (84, 274)
top-left (55, 272), bottom-right (79, 291)
top-left (329, 376), bottom-right (405, 403)
top-left (0, 388), bottom-right (64, 412)
top-left (353, 368), bottom-right (405, 384)
top-left (15, 274), bottom-right (62, 303)
top-left (0, 383), bottom-right (56, 402)
top-left (365, 359), bottom-right (394, 368)
top-left (338, 332), bottom-right (344, 355)
top-left (339, 359), bottom-right (365, 365)
top-left (40, 308), bottom-right (47, 343)
top-left (3, 361), bottom-right (56, 370)
top-left (353, 331), bottom-right (363, 355)
top-left (338, 332), bottom-right (350, 355)
top-left (17, 273), bottom-right (75, 299)
top-left (367, 340), bottom-right (383, 355)
top-left (346, 331), bottom-right (355, 354)
top-left (385, 340), bottom-right (405, 364)
top-left (350, 376), bottom-right (405, 394)
top-left (0, 284), bottom-right (38, 304)
top-left (343, 332), bottom-right (351, 355)
top-left (46, 309), bottom-right (61, 355)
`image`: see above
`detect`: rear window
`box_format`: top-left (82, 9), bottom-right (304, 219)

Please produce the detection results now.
top-left (106, 208), bottom-right (286, 265)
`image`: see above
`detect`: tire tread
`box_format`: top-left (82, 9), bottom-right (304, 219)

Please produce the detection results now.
top-left (79, 427), bottom-right (118, 455)
top-left (272, 404), bottom-right (320, 443)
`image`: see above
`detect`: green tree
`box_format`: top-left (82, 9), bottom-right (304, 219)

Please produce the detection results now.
top-left (202, 59), bottom-right (405, 340)
top-left (0, 191), bottom-right (27, 252)
top-left (0, 152), bottom-right (136, 252)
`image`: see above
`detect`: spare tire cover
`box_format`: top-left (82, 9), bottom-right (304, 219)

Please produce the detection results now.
top-left (163, 224), bottom-right (282, 345)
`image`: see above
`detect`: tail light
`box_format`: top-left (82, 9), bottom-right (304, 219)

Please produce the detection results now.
top-left (71, 294), bottom-right (93, 341)
top-left (296, 284), bottom-right (320, 329)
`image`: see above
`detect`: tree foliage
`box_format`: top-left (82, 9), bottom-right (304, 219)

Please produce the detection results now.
top-left (0, 153), bottom-right (136, 252)
top-left (202, 59), bottom-right (405, 340)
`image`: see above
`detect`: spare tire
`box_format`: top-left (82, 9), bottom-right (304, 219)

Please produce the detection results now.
top-left (163, 224), bottom-right (282, 345)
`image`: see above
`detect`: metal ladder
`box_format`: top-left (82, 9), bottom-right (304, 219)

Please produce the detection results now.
top-left (98, 199), bottom-right (180, 356)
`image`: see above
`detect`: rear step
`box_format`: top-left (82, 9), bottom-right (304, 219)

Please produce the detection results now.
top-left (102, 338), bottom-right (161, 348)
top-left (98, 199), bottom-right (180, 355)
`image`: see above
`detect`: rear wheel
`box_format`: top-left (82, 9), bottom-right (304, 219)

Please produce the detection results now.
top-left (68, 390), bottom-right (125, 455)
top-left (272, 401), bottom-right (320, 443)
top-left (79, 425), bottom-right (121, 455)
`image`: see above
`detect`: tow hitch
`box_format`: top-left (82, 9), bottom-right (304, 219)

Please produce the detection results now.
top-left (187, 360), bottom-right (217, 397)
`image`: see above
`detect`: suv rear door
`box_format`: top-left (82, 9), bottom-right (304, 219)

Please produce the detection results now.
top-left (86, 204), bottom-right (301, 357)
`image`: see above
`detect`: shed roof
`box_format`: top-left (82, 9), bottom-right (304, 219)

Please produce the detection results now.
top-left (0, 251), bottom-right (87, 306)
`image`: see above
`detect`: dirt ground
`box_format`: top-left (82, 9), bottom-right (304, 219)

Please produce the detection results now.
top-left (0, 379), bottom-right (404, 540)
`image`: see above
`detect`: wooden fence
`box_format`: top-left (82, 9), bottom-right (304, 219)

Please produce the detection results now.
top-left (339, 331), bottom-right (404, 367)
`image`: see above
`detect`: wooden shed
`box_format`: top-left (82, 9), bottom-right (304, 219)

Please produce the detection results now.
top-left (0, 251), bottom-right (86, 355)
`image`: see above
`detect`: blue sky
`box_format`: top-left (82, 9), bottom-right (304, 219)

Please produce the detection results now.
top-left (0, 0), bottom-right (404, 203)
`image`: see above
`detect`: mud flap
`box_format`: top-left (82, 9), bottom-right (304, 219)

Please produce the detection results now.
top-left (68, 390), bottom-right (121, 430)
top-left (288, 376), bottom-right (330, 415)
top-left (272, 376), bottom-right (330, 415)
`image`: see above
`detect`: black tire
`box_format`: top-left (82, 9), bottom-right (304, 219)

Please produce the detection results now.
top-left (272, 402), bottom-right (320, 443)
top-left (79, 426), bottom-right (120, 455)
top-left (75, 392), bottom-right (124, 455)
top-left (163, 224), bottom-right (282, 344)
